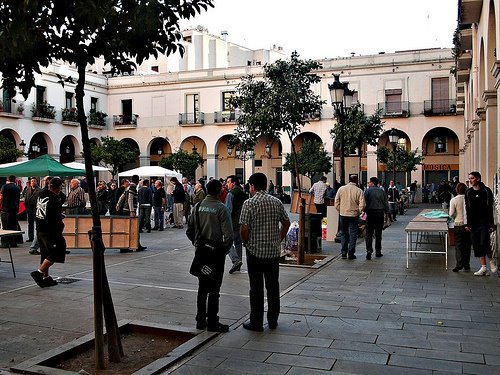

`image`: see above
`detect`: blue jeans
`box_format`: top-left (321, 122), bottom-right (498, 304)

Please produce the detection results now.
top-left (154, 206), bottom-right (164, 229)
top-left (26, 208), bottom-right (36, 241)
top-left (340, 215), bottom-right (359, 256)
top-left (229, 228), bottom-right (243, 264)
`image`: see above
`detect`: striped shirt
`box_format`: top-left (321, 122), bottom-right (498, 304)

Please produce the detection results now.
top-left (240, 191), bottom-right (289, 259)
top-left (67, 186), bottom-right (86, 208)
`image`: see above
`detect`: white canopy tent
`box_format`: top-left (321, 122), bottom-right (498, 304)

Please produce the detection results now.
top-left (63, 162), bottom-right (111, 172)
top-left (118, 166), bottom-right (182, 180)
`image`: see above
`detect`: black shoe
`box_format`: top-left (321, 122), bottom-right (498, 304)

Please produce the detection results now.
top-left (119, 248), bottom-right (133, 253)
top-left (268, 321), bottom-right (278, 330)
top-left (136, 246), bottom-right (147, 252)
top-left (65, 250), bottom-right (71, 254)
top-left (29, 249), bottom-right (40, 255)
top-left (159, 228), bottom-right (164, 231)
top-left (375, 253), bottom-right (383, 258)
top-left (229, 261), bottom-right (243, 274)
top-left (348, 254), bottom-right (357, 260)
top-left (452, 266), bottom-right (462, 272)
top-left (463, 266), bottom-right (471, 271)
top-left (207, 323), bottom-right (229, 333)
top-left (196, 321), bottom-right (207, 330)
top-left (242, 321), bottom-right (263, 332)
top-left (366, 253), bottom-right (372, 260)
top-left (31, 270), bottom-right (45, 288)
top-left (152, 227), bottom-right (159, 231)
top-left (43, 276), bottom-right (58, 287)
top-left (341, 253), bottom-right (347, 259)
top-left (147, 229), bottom-right (151, 233)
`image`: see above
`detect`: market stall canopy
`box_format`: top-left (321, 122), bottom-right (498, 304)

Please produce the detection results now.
top-left (118, 165), bottom-right (182, 180)
top-left (0, 154), bottom-right (85, 177)
top-left (63, 162), bottom-right (111, 172)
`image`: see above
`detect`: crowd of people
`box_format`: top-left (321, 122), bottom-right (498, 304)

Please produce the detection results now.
top-left (0, 169), bottom-right (497, 332)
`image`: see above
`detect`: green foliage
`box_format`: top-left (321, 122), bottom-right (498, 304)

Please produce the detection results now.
top-left (376, 146), bottom-right (424, 173)
top-left (159, 149), bottom-right (204, 180)
top-left (283, 140), bottom-right (332, 184)
top-left (0, 136), bottom-right (23, 164)
top-left (330, 103), bottom-right (384, 156)
top-left (0, 0), bottom-right (214, 99)
top-left (90, 136), bottom-right (139, 179)
top-left (230, 51), bottom-right (325, 191)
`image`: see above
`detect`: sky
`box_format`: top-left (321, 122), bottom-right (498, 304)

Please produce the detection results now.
top-left (180, 0), bottom-right (458, 60)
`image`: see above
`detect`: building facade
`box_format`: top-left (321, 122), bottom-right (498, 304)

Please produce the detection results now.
top-left (1, 28), bottom-right (463, 199)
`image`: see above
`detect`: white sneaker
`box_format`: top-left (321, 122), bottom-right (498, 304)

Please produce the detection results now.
top-left (474, 267), bottom-right (490, 276)
top-left (490, 260), bottom-right (498, 273)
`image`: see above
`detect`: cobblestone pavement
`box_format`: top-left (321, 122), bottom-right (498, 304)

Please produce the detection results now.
top-left (0, 204), bottom-right (499, 374)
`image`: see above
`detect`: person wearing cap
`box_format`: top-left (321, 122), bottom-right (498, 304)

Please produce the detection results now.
top-left (31, 177), bottom-right (67, 288)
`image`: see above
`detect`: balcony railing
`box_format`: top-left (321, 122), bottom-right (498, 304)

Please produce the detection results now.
top-left (0, 100), bottom-right (25, 118)
top-left (304, 109), bottom-right (321, 121)
top-left (32, 101), bottom-right (56, 122)
top-left (377, 101), bottom-right (410, 117)
top-left (214, 110), bottom-right (240, 123)
top-left (179, 112), bottom-right (205, 125)
top-left (424, 99), bottom-right (457, 116)
top-left (113, 114), bottom-right (138, 128)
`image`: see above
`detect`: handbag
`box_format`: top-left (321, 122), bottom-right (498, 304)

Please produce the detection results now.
top-left (189, 204), bottom-right (218, 279)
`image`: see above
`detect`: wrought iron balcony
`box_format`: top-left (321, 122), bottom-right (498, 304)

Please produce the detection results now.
top-left (424, 99), bottom-right (457, 116)
top-left (214, 110), bottom-right (240, 123)
top-left (377, 101), bottom-right (410, 118)
top-left (113, 114), bottom-right (138, 128)
top-left (179, 112), bottom-right (205, 125)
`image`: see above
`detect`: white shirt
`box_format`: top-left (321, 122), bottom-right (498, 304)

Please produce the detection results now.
top-left (449, 194), bottom-right (467, 226)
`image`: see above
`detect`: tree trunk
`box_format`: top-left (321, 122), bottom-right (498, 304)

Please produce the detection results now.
top-left (290, 138), bottom-right (305, 264)
top-left (76, 62), bottom-right (123, 366)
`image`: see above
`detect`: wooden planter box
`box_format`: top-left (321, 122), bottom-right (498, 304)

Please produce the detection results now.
top-left (63, 216), bottom-right (139, 250)
top-left (290, 192), bottom-right (334, 214)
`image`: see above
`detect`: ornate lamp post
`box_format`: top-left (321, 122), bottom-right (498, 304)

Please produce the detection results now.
top-left (228, 145), bottom-right (253, 183)
top-left (329, 74), bottom-right (354, 185)
top-left (388, 128), bottom-right (400, 183)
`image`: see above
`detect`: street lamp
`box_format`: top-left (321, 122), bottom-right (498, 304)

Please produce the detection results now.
top-left (388, 128), bottom-right (400, 183)
top-left (329, 74), bottom-right (354, 185)
top-left (19, 139), bottom-right (26, 153)
top-left (265, 143), bottom-right (271, 158)
top-left (227, 144), bottom-right (254, 183)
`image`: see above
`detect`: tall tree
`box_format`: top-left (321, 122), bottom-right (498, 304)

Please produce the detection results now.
top-left (90, 136), bottom-right (139, 180)
top-left (159, 148), bottom-right (204, 179)
top-left (283, 140), bottom-right (332, 185)
top-left (231, 51), bottom-right (324, 195)
top-left (330, 104), bottom-right (384, 183)
top-left (376, 146), bottom-right (424, 180)
top-left (0, 0), bottom-right (213, 368)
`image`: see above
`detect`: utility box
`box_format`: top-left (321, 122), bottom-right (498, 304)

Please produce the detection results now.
top-left (304, 213), bottom-right (323, 253)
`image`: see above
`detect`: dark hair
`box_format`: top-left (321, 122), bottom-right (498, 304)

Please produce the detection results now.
top-left (456, 182), bottom-right (467, 194)
top-left (132, 174), bottom-right (140, 184)
top-left (7, 175), bottom-right (16, 182)
top-left (468, 171), bottom-right (481, 181)
top-left (369, 176), bottom-right (379, 185)
top-left (142, 179), bottom-right (149, 186)
top-left (320, 176), bottom-right (327, 182)
top-left (50, 177), bottom-right (63, 188)
top-left (206, 179), bottom-right (222, 196)
top-left (170, 176), bottom-right (178, 183)
top-left (349, 174), bottom-right (358, 183)
top-left (248, 172), bottom-right (267, 191)
top-left (227, 175), bottom-right (239, 185)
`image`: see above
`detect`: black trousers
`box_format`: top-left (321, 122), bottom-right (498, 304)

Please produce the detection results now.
top-left (365, 210), bottom-right (385, 254)
top-left (196, 256), bottom-right (225, 326)
top-left (1, 211), bottom-right (18, 245)
top-left (454, 225), bottom-right (471, 268)
top-left (246, 250), bottom-right (280, 327)
top-left (314, 203), bottom-right (327, 217)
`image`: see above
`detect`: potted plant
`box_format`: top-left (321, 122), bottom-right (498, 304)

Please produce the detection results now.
top-left (32, 101), bottom-right (56, 119)
top-left (62, 107), bottom-right (78, 122)
top-left (89, 109), bottom-right (107, 126)
top-left (17, 103), bottom-right (24, 115)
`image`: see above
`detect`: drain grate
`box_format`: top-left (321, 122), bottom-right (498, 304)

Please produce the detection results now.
top-left (56, 277), bottom-right (80, 284)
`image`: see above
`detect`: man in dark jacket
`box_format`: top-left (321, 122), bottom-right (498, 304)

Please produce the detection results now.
top-left (364, 177), bottom-right (390, 259)
top-left (23, 177), bottom-right (42, 242)
top-left (186, 179), bottom-right (233, 332)
top-left (170, 176), bottom-right (186, 229)
top-left (30, 177), bottom-right (66, 288)
top-left (465, 171), bottom-right (497, 276)
top-left (0, 175), bottom-right (21, 248)
top-left (225, 175), bottom-right (246, 274)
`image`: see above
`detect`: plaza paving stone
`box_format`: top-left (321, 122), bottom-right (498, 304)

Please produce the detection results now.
top-left (0, 203), bottom-right (499, 374)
